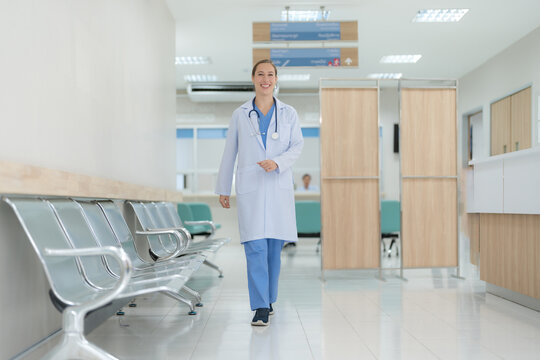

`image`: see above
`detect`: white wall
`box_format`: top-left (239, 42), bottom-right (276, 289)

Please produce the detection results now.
top-left (0, 0), bottom-right (176, 189)
top-left (0, 1), bottom-right (175, 358)
top-left (459, 26), bottom-right (540, 161)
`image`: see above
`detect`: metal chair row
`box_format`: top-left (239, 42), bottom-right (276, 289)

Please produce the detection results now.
top-left (3, 196), bottom-right (228, 360)
top-left (128, 201), bottom-right (230, 277)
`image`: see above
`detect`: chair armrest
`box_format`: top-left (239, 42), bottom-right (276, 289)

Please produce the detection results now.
top-left (136, 228), bottom-right (190, 260)
top-left (184, 220), bottom-right (216, 235)
top-left (44, 246), bottom-right (132, 312)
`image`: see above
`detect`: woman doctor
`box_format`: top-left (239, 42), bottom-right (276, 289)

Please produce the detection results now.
top-left (215, 59), bottom-right (304, 326)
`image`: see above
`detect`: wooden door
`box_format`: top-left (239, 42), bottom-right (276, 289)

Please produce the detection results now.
top-left (510, 87), bottom-right (531, 152)
top-left (320, 88), bottom-right (379, 270)
top-left (491, 97), bottom-right (511, 155)
top-left (401, 88), bottom-right (457, 268)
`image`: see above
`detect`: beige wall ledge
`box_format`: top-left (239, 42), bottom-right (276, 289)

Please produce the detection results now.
top-left (0, 160), bottom-right (182, 202)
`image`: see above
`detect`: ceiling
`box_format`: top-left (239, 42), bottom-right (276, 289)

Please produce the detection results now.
top-left (166, 0), bottom-right (540, 90)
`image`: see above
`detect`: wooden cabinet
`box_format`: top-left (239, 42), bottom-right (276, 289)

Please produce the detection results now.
top-left (491, 87), bottom-right (531, 155)
top-left (511, 87), bottom-right (532, 152)
top-left (490, 97), bottom-right (511, 155)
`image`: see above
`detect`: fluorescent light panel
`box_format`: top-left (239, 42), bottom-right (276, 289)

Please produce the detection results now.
top-left (175, 56), bottom-right (211, 65)
top-left (380, 55), bottom-right (422, 64)
top-left (184, 74), bottom-right (218, 82)
top-left (367, 73), bottom-right (403, 80)
top-left (413, 9), bottom-right (469, 22)
top-left (280, 10), bottom-right (330, 22)
top-left (279, 74), bottom-right (311, 81)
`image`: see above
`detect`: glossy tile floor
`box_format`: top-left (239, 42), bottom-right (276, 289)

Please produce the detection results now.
top-left (25, 236), bottom-right (540, 360)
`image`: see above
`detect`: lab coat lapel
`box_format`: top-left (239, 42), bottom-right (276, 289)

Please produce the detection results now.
top-left (241, 100), bottom-right (265, 151)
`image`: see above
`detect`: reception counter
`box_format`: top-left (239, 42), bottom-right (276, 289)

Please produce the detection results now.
top-left (468, 148), bottom-right (540, 310)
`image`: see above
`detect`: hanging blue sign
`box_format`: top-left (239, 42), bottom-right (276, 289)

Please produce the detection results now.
top-left (270, 48), bottom-right (342, 67)
top-left (270, 22), bottom-right (341, 41)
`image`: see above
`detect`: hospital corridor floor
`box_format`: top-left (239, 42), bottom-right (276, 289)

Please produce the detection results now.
top-left (26, 238), bottom-right (540, 360)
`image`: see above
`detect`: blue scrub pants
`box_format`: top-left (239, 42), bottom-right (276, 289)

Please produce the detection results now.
top-left (243, 238), bottom-right (285, 310)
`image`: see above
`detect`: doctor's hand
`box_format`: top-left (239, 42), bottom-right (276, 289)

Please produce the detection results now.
top-left (219, 195), bottom-right (230, 209)
top-left (257, 160), bottom-right (278, 172)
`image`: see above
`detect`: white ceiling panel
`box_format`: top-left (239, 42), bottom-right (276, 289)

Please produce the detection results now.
top-left (167, 0), bottom-right (540, 90)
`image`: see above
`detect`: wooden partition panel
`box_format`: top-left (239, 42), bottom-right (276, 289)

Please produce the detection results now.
top-left (320, 88), bottom-right (379, 270)
top-left (480, 214), bottom-right (540, 299)
top-left (401, 88), bottom-right (457, 268)
top-left (322, 180), bottom-right (379, 269)
top-left (402, 179), bottom-right (457, 267)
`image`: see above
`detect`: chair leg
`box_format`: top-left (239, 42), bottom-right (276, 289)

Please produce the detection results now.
top-left (161, 291), bottom-right (197, 315)
top-left (43, 308), bottom-right (118, 360)
top-left (203, 259), bottom-right (224, 278)
top-left (389, 239), bottom-right (396, 257)
top-left (182, 285), bottom-right (203, 307)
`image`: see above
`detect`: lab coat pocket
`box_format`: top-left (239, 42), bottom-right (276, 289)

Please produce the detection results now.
top-left (279, 124), bottom-right (291, 147)
top-left (278, 168), bottom-right (294, 190)
top-left (236, 165), bottom-right (258, 194)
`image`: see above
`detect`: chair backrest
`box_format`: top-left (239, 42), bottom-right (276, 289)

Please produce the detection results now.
top-left (153, 202), bottom-right (180, 228)
top-left (127, 201), bottom-right (176, 255)
top-left (78, 200), bottom-right (146, 272)
top-left (295, 201), bottom-right (321, 234)
top-left (3, 197), bottom-right (99, 306)
top-left (381, 200), bottom-right (400, 233)
top-left (187, 202), bottom-right (213, 222)
top-left (101, 201), bottom-right (172, 259)
top-left (141, 202), bottom-right (178, 252)
top-left (47, 199), bottom-right (115, 287)
top-left (164, 202), bottom-right (184, 227)
top-left (177, 203), bottom-right (194, 222)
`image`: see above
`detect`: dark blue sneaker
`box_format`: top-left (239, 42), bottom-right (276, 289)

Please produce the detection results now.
top-left (251, 308), bottom-right (270, 326)
top-left (269, 303), bottom-right (274, 315)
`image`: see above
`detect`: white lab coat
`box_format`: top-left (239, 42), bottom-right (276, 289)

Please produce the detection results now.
top-left (215, 98), bottom-right (304, 243)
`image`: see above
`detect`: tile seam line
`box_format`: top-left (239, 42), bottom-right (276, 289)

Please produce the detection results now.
top-left (325, 292), bottom-right (378, 359)
top-left (294, 304), bottom-right (317, 360)
top-left (188, 278), bottom-right (226, 360)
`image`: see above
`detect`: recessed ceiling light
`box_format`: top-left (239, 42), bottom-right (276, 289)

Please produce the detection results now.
top-left (175, 56), bottom-right (211, 65)
top-left (413, 9), bottom-right (469, 23)
top-left (380, 55), bottom-right (422, 64)
top-left (367, 73), bottom-right (403, 80)
top-left (280, 10), bottom-right (330, 22)
top-left (279, 74), bottom-right (311, 81)
top-left (184, 74), bottom-right (218, 82)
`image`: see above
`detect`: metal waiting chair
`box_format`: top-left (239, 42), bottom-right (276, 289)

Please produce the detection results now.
top-left (3, 196), bottom-right (203, 360)
top-left (128, 201), bottom-right (230, 277)
top-left (91, 200), bottom-right (205, 310)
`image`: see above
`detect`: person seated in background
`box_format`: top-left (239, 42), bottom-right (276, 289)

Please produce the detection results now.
top-left (297, 173), bottom-right (319, 192)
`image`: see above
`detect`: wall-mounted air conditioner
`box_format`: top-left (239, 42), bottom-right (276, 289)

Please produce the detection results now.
top-left (187, 82), bottom-right (278, 102)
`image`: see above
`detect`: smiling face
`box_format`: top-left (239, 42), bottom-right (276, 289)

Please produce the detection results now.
top-left (252, 62), bottom-right (277, 97)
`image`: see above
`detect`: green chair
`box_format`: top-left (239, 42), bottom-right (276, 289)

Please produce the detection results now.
top-left (295, 200), bottom-right (321, 250)
top-left (295, 201), bottom-right (321, 236)
top-left (178, 202), bottom-right (220, 238)
top-left (381, 200), bottom-right (400, 257)
top-left (187, 202), bottom-right (222, 232)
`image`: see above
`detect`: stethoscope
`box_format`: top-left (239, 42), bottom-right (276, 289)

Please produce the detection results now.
top-left (248, 97), bottom-right (279, 140)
